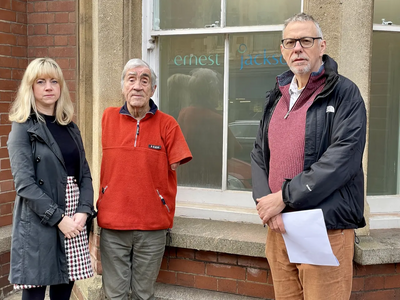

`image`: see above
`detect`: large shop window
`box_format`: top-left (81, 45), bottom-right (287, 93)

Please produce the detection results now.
top-left (368, 0), bottom-right (400, 196)
top-left (144, 0), bottom-right (301, 221)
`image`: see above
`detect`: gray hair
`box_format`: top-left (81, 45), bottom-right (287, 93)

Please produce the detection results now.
top-left (283, 13), bottom-right (323, 39)
top-left (121, 58), bottom-right (157, 91)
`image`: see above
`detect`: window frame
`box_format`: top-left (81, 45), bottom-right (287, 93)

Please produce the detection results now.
top-left (141, 1), bottom-right (308, 224)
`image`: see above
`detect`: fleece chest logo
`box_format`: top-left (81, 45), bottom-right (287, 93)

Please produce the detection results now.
top-left (149, 144), bottom-right (162, 150)
top-left (326, 105), bottom-right (335, 113)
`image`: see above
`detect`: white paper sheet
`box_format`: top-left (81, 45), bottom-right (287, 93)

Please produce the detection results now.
top-left (281, 209), bottom-right (339, 266)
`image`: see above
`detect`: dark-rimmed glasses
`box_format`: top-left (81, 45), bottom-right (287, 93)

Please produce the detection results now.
top-left (281, 37), bottom-right (322, 49)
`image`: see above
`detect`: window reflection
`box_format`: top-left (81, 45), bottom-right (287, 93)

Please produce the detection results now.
top-left (373, 0), bottom-right (400, 25)
top-left (367, 32), bottom-right (400, 195)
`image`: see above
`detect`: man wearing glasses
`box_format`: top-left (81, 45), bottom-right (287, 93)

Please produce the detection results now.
top-left (251, 13), bottom-right (366, 299)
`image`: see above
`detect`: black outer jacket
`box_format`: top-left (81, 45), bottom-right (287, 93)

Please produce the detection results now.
top-left (251, 55), bottom-right (367, 229)
top-left (7, 114), bottom-right (94, 285)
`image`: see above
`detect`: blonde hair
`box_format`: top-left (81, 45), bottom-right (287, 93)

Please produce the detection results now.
top-left (9, 57), bottom-right (74, 125)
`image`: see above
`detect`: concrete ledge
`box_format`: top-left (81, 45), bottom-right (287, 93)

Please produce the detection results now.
top-left (171, 217), bottom-right (400, 266)
top-left (155, 282), bottom-right (264, 300)
top-left (354, 228), bottom-right (400, 265)
top-left (170, 217), bottom-right (267, 258)
top-left (0, 225), bottom-right (12, 254)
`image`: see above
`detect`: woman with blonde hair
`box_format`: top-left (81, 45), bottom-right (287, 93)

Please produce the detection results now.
top-left (7, 57), bottom-right (95, 300)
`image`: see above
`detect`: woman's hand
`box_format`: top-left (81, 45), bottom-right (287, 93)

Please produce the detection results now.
top-left (58, 215), bottom-right (83, 239)
top-left (73, 212), bottom-right (88, 227)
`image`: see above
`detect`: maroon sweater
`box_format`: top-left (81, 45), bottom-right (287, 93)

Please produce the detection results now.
top-left (268, 70), bottom-right (326, 193)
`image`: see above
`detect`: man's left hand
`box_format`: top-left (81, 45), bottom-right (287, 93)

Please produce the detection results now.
top-left (171, 162), bottom-right (180, 170)
top-left (256, 190), bottom-right (286, 225)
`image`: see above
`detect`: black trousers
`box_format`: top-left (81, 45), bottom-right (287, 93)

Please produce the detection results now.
top-left (21, 281), bottom-right (74, 300)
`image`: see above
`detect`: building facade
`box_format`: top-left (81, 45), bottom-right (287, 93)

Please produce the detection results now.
top-left (1, 0), bottom-right (400, 299)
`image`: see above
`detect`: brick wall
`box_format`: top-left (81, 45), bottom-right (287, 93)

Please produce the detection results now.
top-left (0, 0), bottom-right (77, 296)
top-left (157, 247), bottom-right (400, 299)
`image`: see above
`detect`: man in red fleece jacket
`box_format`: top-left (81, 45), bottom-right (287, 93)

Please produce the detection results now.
top-left (98, 58), bottom-right (192, 300)
top-left (251, 13), bottom-right (366, 300)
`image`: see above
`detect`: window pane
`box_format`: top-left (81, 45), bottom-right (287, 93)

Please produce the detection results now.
top-left (155, 0), bottom-right (221, 30)
top-left (373, 0), bottom-right (400, 25)
top-left (367, 32), bottom-right (400, 195)
top-left (227, 32), bottom-right (288, 191)
top-left (226, 0), bottom-right (301, 26)
top-left (159, 35), bottom-right (225, 189)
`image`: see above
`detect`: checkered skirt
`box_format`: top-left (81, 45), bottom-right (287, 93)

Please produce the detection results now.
top-left (14, 176), bottom-right (93, 290)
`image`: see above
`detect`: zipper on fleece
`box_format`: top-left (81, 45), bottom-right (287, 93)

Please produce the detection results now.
top-left (134, 120), bottom-right (140, 147)
top-left (157, 189), bottom-right (170, 213)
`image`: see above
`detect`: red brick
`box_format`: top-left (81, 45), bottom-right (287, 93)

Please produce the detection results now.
top-left (2, 284), bottom-right (13, 296)
top-left (0, 214), bottom-right (12, 226)
top-left (47, 1), bottom-right (75, 12)
top-left (18, 58), bottom-right (27, 69)
top-left (238, 256), bottom-right (270, 269)
top-left (28, 13), bottom-right (55, 24)
top-left (0, 114), bottom-right (11, 125)
top-left (217, 278), bottom-right (237, 294)
top-left (0, 136), bottom-right (8, 147)
top-left (168, 258), bottom-right (205, 275)
top-left (0, 1), bottom-right (11, 10)
top-left (0, 158), bottom-right (11, 170)
top-left (0, 252), bottom-right (10, 265)
top-left (31, 24), bottom-right (47, 35)
top-left (28, 35), bottom-right (53, 46)
top-left (0, 10), bottom-right (16, 22)
top-left (27, 2), bottom-right (33, 13)
top-left (11, 0), bottom-right (26, 12)
top-left (176, 273), bottom-right (194, 287)
top-left (68, 35), bottom-right (76, 46)
top-left (218, 253), bottom-right (238, 265)
top-left (54, 35), bottom-right (68, 46)
top-left (33, 2), bottom-right (47, 12)
top-left (355, 264), bottom-right (396, 276)
top-left (0, 33), bottom-right (17, 46)
top-left (0, 103), bottom-right (11, 113)
top-left (48, 23), bottom-right (75, 35)
top-left (55, 58), bottom-right (69, 69)
top-left (69, 58), bottom-right (76, 68)
top-left (0, 191), bottom-right (16, 204)
top-left (157, 270), bottom-right (176, 285)
top-left (17, 35), bottom-right (27, 46)
top-left (0, 79), bottom-right (18, 91)
top-left (0, 180), bottom-right (14, 193)
top-left (352, 277), bottom-right (364, 292)
top-left (16, 12), bottom-right (26, 23)
top-left (48, 47), bottom-right (75, 58)
top-left (194, 275), bottom-right (217, 291)
top-left (0, 203), bottom-right (12, 215)
top-left (207, 263), bottom-right (246, 280)
top-left (10, 23), bottom-right (26, 35)
top-left (238, 281), bottom-right (274, 299)
top-left (385, 274), bottom-right (400, 289)
top-left (195, 251), bottom-right (217, 262)
top-left (246, 267), bottom-right (267, 283)
top-left (55, 12), bottom-right (69, 23)
top-left (11, 46), bottom-right (26, 57)
top-left (360, 290), bottom-right (395, 300)
top-left (0, 170), bottom-right (12, 181)
top-left (0, 22), bottom-right (11, 33)
top-left (11, 68), bottom-right (24, 80)
top-left (365, 275), bottom-right (385, 290)
top-left (176, 248), bottom-right (194, 259)
top-left (0, 90), bottom-right (14, 101)
top-left (28, 47), bottom-right (48, 58)
top-left (96, 261), bottom-right (102, 275)
top-left (0, 264), bottom-right (10, 276)
top-left (69, 11), bottom-right (75, 23)
top-left (0, 68), bottom-right (11, 79)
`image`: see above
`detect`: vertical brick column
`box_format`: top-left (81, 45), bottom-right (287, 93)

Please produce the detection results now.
top-left (27, 0), bottom-right (77, 102)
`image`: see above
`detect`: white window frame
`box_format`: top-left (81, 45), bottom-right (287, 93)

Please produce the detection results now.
top-left (141, 1), bottom-right (308, 224)
top-left (367, 23), bottom-right (400, 229)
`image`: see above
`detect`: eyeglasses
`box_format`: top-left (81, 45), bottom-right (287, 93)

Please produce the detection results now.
top-left (281, 37), bottom-right (322, 49)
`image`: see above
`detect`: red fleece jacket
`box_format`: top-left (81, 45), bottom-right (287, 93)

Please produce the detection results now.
top-left (97, 106), bottom-right (192, 230)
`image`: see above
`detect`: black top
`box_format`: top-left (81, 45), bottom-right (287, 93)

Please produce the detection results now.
top-left (43, 115), bottom-right (80, 177)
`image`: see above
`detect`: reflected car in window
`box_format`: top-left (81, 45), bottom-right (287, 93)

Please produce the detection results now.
top-left (229, 120), bottom-right (259, 163)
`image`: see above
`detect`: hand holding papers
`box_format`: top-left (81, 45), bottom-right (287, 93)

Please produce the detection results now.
top-left (281, 209), bottom-right (339, 266)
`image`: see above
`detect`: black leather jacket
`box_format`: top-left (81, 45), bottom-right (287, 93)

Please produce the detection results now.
top-left (7, 114), bottom-right (94, 285)
top-left (251, 55), bottom-right (366, 229)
